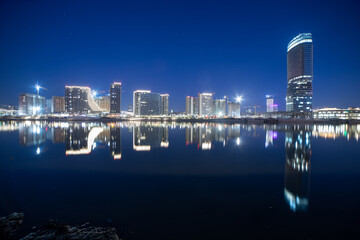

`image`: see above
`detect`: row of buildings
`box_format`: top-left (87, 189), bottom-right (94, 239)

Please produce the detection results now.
top-left (185, 94), bottom-right (241, 117)
top-left (19, 82), bottom-right (170, 116)
top-left (15, 33), bottom-right (359, 119)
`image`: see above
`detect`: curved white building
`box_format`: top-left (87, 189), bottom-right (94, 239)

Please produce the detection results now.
top-left (65, 86), bottom-right (104, 114)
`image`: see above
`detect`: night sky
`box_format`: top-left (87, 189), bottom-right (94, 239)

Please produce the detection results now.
top-left (0, 0), bottom-right (359, 112)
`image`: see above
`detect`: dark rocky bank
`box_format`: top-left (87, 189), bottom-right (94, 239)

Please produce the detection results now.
top-left (0, 212), bottom-right (121, 240)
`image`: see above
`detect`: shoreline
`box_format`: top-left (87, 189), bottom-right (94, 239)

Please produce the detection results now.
top-left (0, 116), bottom-right (359, 125)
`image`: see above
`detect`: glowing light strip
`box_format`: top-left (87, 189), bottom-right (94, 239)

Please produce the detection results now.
top-left (134, 90), bottom-right (151, 93)
top-left (288, 75), bottom-right (313, 83)
top-left (288, 39), bottom-right (312, 52)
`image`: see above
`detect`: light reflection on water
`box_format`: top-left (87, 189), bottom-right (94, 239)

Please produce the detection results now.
top-left (0, 121), bottom-right (360, 239)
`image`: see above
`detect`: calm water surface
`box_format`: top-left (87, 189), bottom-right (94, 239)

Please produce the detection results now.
top-left (0, 121), bottom-right (360, 239)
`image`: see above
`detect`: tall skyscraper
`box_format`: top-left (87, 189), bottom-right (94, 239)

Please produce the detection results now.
top-left (185, 96), bottom-right (198, 115)
top-left (110, 82), bottom-right (121, 114)
top-left (160, 94), bottom-right (169, 115)
top-left (198, 93), bottom-right (213, 116)
top-left (133, 90), bottom-right (163, 116)
top-left (51, 96), bottom-right (65, 113)
top-left (286, 33), bottom-right (313, 115)
top-left (213, 99), bottom-right (226, 117)
top-left (19, 93), bottom-right (46, 115)
top-left (65, 86), bottom-right (103, 114)
top-left (266, 95), bottom-right (274, 112)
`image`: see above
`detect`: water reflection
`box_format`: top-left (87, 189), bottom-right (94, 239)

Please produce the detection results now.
top-left (185, 123), bottom-right (241, 149)
top-left (110, 124), bottom-right (121, 159)
top-left (133, 124), bottom-right (169, 151)
top-left (1, 120), bottom-right (360, 214)
top-left (284, 126), bottom-right (311, 212)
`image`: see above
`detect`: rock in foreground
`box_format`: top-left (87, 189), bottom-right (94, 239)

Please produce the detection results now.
top-left (0, 212), bottom-right (24, 239)
top-left (21, 220), bottom-right (120, 240)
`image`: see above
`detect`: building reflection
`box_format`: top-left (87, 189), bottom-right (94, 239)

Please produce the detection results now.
top-left (110, 124), bottom-right (122, 159)
top-left (133, 124), bottom-right (169, 151)
top-left (19, 122), bottom-right (46, 146)
top-left (185, 123), bottom-right (241, 150)
top-left (284, 126), bottom-right (311, 212)
top-left (65, 124), bottom-right (104, 155)
top-left (3, 121), bottom-right (359, 162)
top-left (265, 130), bottom-right (277, 148)
top-left (0, 121), bottom-right (19, 132)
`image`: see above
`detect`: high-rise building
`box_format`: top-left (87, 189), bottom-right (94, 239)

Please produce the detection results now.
top-left (95, 96), bottom-right (110, 112)
top-left (227, 102), bottom-right (241, 117)
top-left (110, 82), bottom-right (121, 114)
top-left (160, 94), bottom-right (169, 115)
top-left (266, 95), bottom-right (275, 112)
top-left (133, 90), bottom-right (162, 116)
top-left (45, 99), bottom-right (52, 114)
top-left (213, 99), bottom-right (226, 117)
top-left (198, 93), bottom-right (213, 116)
top-left (65, 86), bottom-right (103, 114)
top-left (185, 96), bottom-right (198, 115)
top-left (19, 93), bottom-right (46, 115)
top-left (286, 33), bottom-right (313, 115)
top-left (51, 96), bottom-right (65, 113)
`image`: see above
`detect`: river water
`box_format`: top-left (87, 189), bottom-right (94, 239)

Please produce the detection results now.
top-left (0, 121), bottom-right (360, 239)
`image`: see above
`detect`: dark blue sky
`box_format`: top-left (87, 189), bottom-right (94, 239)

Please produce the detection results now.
top-left (1, 0), bottom-right (359, 111)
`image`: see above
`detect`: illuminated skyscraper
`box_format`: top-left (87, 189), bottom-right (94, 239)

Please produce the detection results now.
top-left (51, 96), bottom-right (65, 113)
top-left (65, 86), bottom-right (103, 114)
top-left (286, 33), bottom-right (313, 115)
top-left (133, 90), bottom-right (162, 116)
top-left (160, 94), bottom-right (169, 115)
top-left (110, 82), bottom-right (121, 114)
top-left (185, 96), bottom-right (198, 115)
top-left (266, 95), bottom-right (274, 112)
top-left (227, 102), bottom-right (241, 117)
top-left (198, 93), bottom-right (213, 116)
top-left (213, 99), bottom-right (226, 117)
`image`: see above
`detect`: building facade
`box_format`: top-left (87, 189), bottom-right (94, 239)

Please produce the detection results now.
top-left (313, 107), bottom-right (360, 120)
top-left (51, 96), bottom-right (65, 113)
top-left (227, 102), bottom-right (241, 117)
top-left (160, 94), bottom-right (169, 115)
top-left (213, 99), bottom-right (226, 117)
top-left (185, 96), bottom-right (198, 115)
top-left (266, 95), bottom-right (275, 112)
top-left (95, 96), bottom-right (110, 113)
top-left (133, 90), bottom-right (162, 116)
top-left (65, 86), bottom-right (103, 114)
top-left (198, 93), bottom-right (213, 116)
top-left (19, 93), bottom-right (46, 115)
top-left (110, 82), bottom-right (121, 114)
top-left (286, 33), bottom-right (313, 115)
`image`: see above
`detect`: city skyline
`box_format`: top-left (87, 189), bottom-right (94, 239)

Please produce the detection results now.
top-left (1, 0), bottom-right (360, 112)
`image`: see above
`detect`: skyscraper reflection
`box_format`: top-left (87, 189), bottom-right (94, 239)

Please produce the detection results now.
top-left (110, 124), bottom-right (122, 159)
top-left (133, 124), bottom-right (169, 151)
top-left (284, 127), bottom-right (311, 212)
